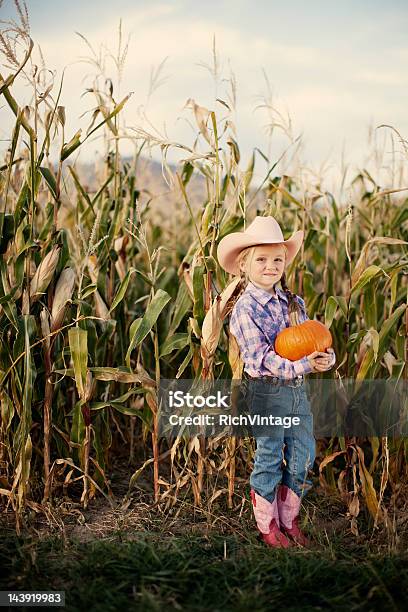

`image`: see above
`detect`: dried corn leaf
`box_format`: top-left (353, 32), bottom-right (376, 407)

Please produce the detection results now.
top-left (354, 445), bottom-right (382, 521)
top-left (352, 237), bottom-right (408, 286)
top-left (201, 277), bottom-right (242, 355)
top-left (228, 332), bottom-right (243, 380)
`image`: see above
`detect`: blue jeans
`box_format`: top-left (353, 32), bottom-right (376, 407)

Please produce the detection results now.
top-left (245, 379), bottom-right (316, 502)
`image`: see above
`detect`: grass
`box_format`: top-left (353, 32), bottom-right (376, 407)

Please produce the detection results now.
top-left (1, 478), bottom-right (408, 612)
top-left (1, 529), bottom-right (407, 611)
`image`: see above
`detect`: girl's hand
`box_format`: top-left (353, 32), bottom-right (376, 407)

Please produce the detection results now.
top-left (307, 348), bottom-right (335, 372)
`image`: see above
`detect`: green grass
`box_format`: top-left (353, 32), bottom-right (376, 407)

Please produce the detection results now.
top-left (1, 529), bottom-right (407, 612)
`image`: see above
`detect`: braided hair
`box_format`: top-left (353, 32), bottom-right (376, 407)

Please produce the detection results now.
top-left (238, 246), bottom-right (255, 290)
top-left (280, 269), bottom-right (303, 326)
top-left (222, 247), bottom-right (254, 320)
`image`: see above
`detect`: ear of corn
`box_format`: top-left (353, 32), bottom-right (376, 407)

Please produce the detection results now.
top-left (29, 246), bottom-right (60, 299)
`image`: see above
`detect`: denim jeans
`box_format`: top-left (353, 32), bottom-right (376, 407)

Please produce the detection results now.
top-left (245, 378), bottom-right (316, 503)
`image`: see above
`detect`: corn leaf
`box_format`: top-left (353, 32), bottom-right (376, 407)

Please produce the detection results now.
top-left (61, 130), bottom-right (82, 162)
top-left (68, 328), bottom-right (88, 400)
top-left (192, 265), bottom-right (205, 326)
top-left (109, 267), bottom-right (136, 312)
top-left (354, 445), bottom-right (381, 521)
top-left (127, 289), bottom-right (171, 350)
top-left (39, 166), bottom-right (58, 200)
top-left (325, 296), bottom-right (339, 329)
top-left (356, 304), bottom-right (406, 380)
top-left (160, 333), bottom-right (189, 357)
top-left (351, 265), bottom-right (388, 294)
top-left (168, 283), bottom-right (193, 336)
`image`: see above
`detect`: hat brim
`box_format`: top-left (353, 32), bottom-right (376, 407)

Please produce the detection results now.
top-left (217, 230), bottom-right (304, 275)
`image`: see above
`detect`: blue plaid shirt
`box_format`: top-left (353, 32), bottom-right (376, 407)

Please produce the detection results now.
top-left (230, 281), bottom-right (314, 379)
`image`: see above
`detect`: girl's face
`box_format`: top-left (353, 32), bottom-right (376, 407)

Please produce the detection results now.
top-left (240, 244), bottom-right (286, 293)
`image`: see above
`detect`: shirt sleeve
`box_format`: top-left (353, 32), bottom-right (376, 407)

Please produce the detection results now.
top-left (230, 303), bottom-right (314, 379)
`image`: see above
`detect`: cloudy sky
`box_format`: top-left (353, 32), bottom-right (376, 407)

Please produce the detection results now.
top-left (1, 0), bottom-right (408, 189)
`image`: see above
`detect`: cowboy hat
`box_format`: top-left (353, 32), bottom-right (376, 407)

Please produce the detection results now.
top-left (217, 216), bottom-right (303, 275)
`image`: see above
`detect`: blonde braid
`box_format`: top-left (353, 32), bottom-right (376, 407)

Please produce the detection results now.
top-left (280, 271), bottom-right (303, 324)
top-left (223, 247), bottom-right (253, 319)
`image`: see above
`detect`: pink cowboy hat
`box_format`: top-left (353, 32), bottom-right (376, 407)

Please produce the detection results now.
top-left (217, 216), bottom-right (304, 275)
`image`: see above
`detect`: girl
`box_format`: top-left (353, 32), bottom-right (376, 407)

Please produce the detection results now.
top-left (217, 216), bottom-right (336, 548)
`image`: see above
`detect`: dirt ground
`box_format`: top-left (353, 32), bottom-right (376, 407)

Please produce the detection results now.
top-left (1, 456), bottom-right (407, 555)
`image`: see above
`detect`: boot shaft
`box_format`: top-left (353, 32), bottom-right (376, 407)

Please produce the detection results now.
top-left (250, 489), bottom-right (292, 548)
top-left (277, 484), bottom-right (301, 530)
top-left (277, 485), bottom-right (310, 547)
top-left (250, 489), bottom-right (279, 534)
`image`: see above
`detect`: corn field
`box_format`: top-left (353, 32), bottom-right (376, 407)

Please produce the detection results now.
top-left (0, 8), bottom-right (408, 536)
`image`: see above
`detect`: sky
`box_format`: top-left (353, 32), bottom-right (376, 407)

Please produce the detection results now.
top-left (1, 0), bottom-right (408, 191)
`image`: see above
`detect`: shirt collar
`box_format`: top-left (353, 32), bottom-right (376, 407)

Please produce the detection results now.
top-left (245, 281), bottom-right (288, 306)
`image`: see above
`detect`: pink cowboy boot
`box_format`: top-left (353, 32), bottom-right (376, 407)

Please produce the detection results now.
top-left (277, 485), bottom-right (310, 547)
top-left (250, 489), bottom-right (292, 548)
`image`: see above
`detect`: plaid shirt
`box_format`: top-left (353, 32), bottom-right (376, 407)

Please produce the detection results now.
top-left (229, 281), bottom-right (314, 379)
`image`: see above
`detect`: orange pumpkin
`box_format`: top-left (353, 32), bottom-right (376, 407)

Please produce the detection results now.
top-left (275, 320), bottom-right (332, 361)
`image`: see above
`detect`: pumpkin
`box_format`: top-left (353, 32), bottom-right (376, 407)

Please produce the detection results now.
top-left (275, 319), bottom-right (332, 361)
